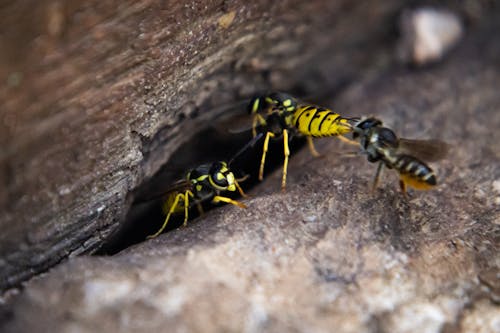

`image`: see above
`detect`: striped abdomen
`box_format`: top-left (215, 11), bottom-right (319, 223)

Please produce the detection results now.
top-left (393, 155), bottom-right (436, 190)
top-left (291, 105), bottom-right (353, 137)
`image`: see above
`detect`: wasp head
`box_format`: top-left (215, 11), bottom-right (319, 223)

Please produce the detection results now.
top-left (352, 117), bottom-right (383, 139)
top-left (209, 161), bottom-right (237, 192)
top-left (248, 92), bottom-right (297, 115)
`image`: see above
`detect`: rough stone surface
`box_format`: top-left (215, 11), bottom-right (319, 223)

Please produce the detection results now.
top-left (1, 12), bottom-right (499, 333)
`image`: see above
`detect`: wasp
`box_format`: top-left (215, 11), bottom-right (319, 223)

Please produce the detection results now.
top-left (147, 134), bottom-right (261, 239)
top-left (351, 117), bottom-right (448, 194)
top-left (248, 92), bottom-right (359, 190)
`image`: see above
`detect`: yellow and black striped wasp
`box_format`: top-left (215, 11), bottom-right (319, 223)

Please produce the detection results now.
top-left (248, 92), bottom-right (359, 190)
top-left (147, 134), bottom-right (262, 239)
top-left (351, 117), bottom-right (449, 194)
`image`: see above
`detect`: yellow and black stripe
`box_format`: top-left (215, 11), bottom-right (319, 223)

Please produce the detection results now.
top-left (393, 155), bottom-right (437, 192)
top-left (247, 92), bottom-right (358, 190)
top-left (291, 105), bottom-right (353, 137)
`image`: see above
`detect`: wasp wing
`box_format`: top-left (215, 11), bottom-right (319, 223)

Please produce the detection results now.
top-left (399, 138), bottom-right (450, 162)
top-left (215, 112), bottom-right (255, 134)
top-left (134, 179), bottom-right (193, 204)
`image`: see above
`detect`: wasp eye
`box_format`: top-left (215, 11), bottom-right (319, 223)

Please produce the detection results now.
top-left (209, 162), bottom-right (230, 187)
top-left (356, 118), bottom-right (382, 130)
top-left (268, 92), bottom-right (297, 111)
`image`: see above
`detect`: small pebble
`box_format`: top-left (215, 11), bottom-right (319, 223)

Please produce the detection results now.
top-left (398, 8), bottom-right (464, 65)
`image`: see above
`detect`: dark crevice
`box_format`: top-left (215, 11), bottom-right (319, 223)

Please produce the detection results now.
top-left (97, 122), bottom-right (307, 255)
top-left (97, 80), bottom-right (354, 255)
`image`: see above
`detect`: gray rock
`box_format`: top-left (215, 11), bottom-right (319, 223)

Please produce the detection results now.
top-left (398, 8), bottom-right (464, 65)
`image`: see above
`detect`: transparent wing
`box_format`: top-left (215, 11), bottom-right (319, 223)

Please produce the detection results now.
top-left (134, 179), bottom-right (192, 203)
top-left (205, 97), bottom-right (256, 134)
top-left (399, 138), bottom-right (450, 162)
top-left (215, 112), bottom-right (255, 134)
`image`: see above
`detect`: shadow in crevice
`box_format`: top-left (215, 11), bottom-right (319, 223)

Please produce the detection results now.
top-left (96, 124), bottom-right (305, 255)
top-left (96, 79), bottom-right (355, 255)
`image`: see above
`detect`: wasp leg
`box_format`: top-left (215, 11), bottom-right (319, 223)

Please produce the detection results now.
top-left (337, 135), bottom-right (360, 146)
top-left (341, 151), bottom-right (362, 158)
top-left (148, 191), bottom-right (191, 239)
top-left (252, 114), bottom-right (267, 138)
top-left (371, 162), bottom-right (384, 192)
top-left (181, 190), bottom-right (194, 226)
top-left (212, 195), bottom-right (247, 209)
top-left (259, 131), bottom-right (275, 181)
top-left (196, 203), bottom-right (204, 216)
top-left (399, 179), bottom-right (409, 198)
top-left (252, 115), bottom-right (258, 138)
top-left (307, 136), bottom-right (321, 157)
top-left (282, 129), bottom-right (290, 191)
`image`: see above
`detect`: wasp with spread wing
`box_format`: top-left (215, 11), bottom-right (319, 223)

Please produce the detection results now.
top-left (352, 117), bottom-right (448, 194)
top-left (248, 92), bottom-right (359, 190)
top-left (147, 134), bottom-right (261, 239)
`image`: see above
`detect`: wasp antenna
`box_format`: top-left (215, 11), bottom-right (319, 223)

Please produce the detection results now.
top-left (347, 117), bottom-right (361, 125)
top-left (228, 132), bottom-right (264, 166)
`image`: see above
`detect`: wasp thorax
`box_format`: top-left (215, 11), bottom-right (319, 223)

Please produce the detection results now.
top-left (376, 128), bottom-right (399, 147)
